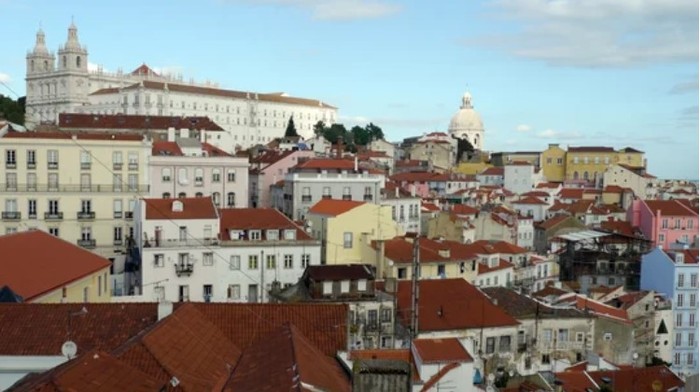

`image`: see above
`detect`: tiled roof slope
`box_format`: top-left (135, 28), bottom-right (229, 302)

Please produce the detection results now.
top-left (308, 199), bottom-right (365, 217)
top-left (645, 200), bottom-right (698, 217)
top-left (482, 287), bottom-right (587, 319)
top-left (186, 303), bottom-right (348, 357)
top-left (0, 231), bottom-right (111, 301)
top-left (0, 303), bottom-right (159, 355)
top-left (144, 197), bottom-right (218, 220)
top-left (413, 338), bottom-right (473, 363)
top-left (395, 279), bottom-right (519, 332)
top-left (10, 350), bottom-right (164, 392)
top-left (224, 324), bottom-right (350, 392)
top-left (218, 208), bottom-right (311, 240)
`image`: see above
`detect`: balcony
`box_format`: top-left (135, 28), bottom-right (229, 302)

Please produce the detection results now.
top-left (145, 237), bottom-right (219, 248)
top-left (1, 211), bottom-right (21, 221)
top-left (44, 212), bottom-right (64, 221)
top-left (77, 239), bottom-right (96, 249)
top-left (5, 161), bottom-right (16, 169)
top-left (342, 194), bottom-right (352, 200)
top-left (77, 211), bottom-right (96, 220)
top-left (27, 162), bottom-right (36, 169)
top-left (0, 184), bottom-right (149, 193)
top-left (125, 212), bottom-right (134, 220)
top-left (363, 194), bottom-right (373, 201)
top-left (48, 162), bottom-right (58, 170)
top-left (80, 162), bottom-right (91, 170)
top-left (113, 211), bottom-right (123, 219)
top-left (301, 195), bottom-right (312, 202)
top-left (175, 262), bottom-right (194, 277)
top-left (113, 162), bottom-right (123, 170)
top-left (113, 239), bottom-right (123, 246)
top-left (128, 162), bottom-right (139, 170)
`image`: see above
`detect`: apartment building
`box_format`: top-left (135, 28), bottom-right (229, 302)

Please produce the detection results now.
top-left (248, 149), bottom-right (314, 208)
top-left (0, 129), bottom-right (151, 260)
top-left (628, 199), bottom-right (698, 249)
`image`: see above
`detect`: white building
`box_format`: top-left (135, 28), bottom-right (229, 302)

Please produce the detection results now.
top-left (503, 161), bottom-right (544, 195)
top-left (149, 129), bottom-right (249, 207)
top-left (448, 91), bottom-right (485, 150)
top-left (133, 197), bottom-right (321, 303)
top-left (380, 187), bottom-right (421, 234)
top-left (25, 24), bottom-right (337, 149)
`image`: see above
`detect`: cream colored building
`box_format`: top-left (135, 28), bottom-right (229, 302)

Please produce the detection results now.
top-left (603, 163), bottom-right (657, 200)
top-left (306, 199), bottom-right (400, 270)
top-left (0, 128), bottom-right (151, 261)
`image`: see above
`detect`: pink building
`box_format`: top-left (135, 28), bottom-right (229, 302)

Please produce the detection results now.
top-left (628, 199), bottom-right (699, 248)
top-left (249, 149), bottom-right (314, 208)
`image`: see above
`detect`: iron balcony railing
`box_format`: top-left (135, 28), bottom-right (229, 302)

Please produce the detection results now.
top-left (1, 211), bottom-right (21, 220)
top-left (0, 183), bottom-right (149, 193)
top-left (145, 237), bottom-right (220, 248)
top-left (77, 211), bottom-right (96, 220)
top-left (77, 239), bottom-right (96, 249)
top-left (44, 212), bottom-right (64, 220)
top-left (175, 262), bottom-right (194, 277)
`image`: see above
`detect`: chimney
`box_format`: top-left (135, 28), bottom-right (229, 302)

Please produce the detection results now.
top-left (354, 156), bottom-right (358, 172)
top-left (411, 184), bottom-right (416, 197)
top-left (167, 127), bottom-right (176, 142)
top-left (395, 187), bottom-right (399, 198)
top-left (158, 301), bottom-right (173, 320)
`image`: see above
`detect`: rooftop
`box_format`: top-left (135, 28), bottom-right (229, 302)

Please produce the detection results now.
top-left (308, 199), bottom-right (366, 217)
top-left (412, 338), bottom-right (473, 364)
top-left (644, 199), bottom-right (698, 217)
top-left (144, 197), bottom-right (218, 220)
top-left (219, 208), bottom-right (311, 240)
top-left (304, 264), bottom-right (374, 282)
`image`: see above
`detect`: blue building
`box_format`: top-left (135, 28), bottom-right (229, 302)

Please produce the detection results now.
top-left (641, 247), bottom-right (698, 379)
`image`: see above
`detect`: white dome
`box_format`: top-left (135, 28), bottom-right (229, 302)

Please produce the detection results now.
top-left (448, 91), bottom-right (484, 135)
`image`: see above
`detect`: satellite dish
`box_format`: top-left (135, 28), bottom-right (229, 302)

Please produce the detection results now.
top-left (61, 340), bottom-right (78, 359)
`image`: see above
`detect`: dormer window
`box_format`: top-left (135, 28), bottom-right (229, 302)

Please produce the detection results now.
top-left (266, 229), bottom-right (279, 241)
top-left (284, 229), bottom-right (296, 240)
top-left (172, 200), bottom-right (183, 212)
top-left (357, 279), bottom-right (367, 291)
top-left (249, 230), bottom-right (261, 240)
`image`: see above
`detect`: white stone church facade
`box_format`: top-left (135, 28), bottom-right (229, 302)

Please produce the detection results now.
top-left (25, 23), bottom-right (337, 150)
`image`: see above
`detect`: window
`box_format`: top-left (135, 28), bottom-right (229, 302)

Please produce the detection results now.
top-left (227, 192), bottom-right (236, 207)
top-left (693, 314), bottom-right (697, 327)
top-left (80, 151), bottom-right (91, 169)
top-left (679, 274), bottom-right (685, 287)
top-left (603, 332), bottom-right (613, 341)
top-left (228, 284), bottom-right (240, 300)
top-left (227, 170), bottom-right (236, 182)
top-left (248, 255), bottom-right (259, 269)
top-left (364, 186), bottom-right (373, 201)
top-left (691, 293), bottom-right (697, 308)
top-left (499, 335), bottom-right (511, 352)
top-left (659, 233), bottom-right (665, 243)
top-left (48, 199), bottom-right (59, 214)
top-left (284, 254), bottom-right (293, 269)
top-left (677, 294), bottom-right (684, 307)
top-left (266, 255), bottom-right (276, 269)
top-left (267, 229), bottom-right (279, 241)
top-left (203, 285), bottom-right (213, 302)
top-left (212, 192), bottom-right (221, 206)
top-left (301, 254), bottom-right (311, 268)
top-left (5, 149), bottom-right (16, 167)
top-left (676, 313), bottom-right (683, 327)
top-left (302, 187), bottom-right (311, 202)
top-left (688, 353), bottom-right (694, 366)
top-left (558, 329), bottom-right (569, 342)
top-left (81, 227), bottom-right (92, 241)
top-left (689, 220), bottom-right (694, 229)
top-left (6, 173), bottom-right (17, 190)
top-left (47, 173), bottom-right (58, 190)
top-left (162, 192), bottom-right (171, 199)
top-left (485, 337), bottom-right (496, 354)
top-left (161, 168), bottom-right (172, 182)
top-left (284, 230), bottom-right (296, 240)
top-left (662, 219), bottom-right (669, 229)
top-left (128, 152), bottom-right (138, 169)
top-left (542, 329), bottom-right (552, 342)
top-left (343, 232), bottom-right (353, 248)
top-left (322, 187), bottom-right (331, 199)
top-left (47, 150), bottom-right (58, 169)
top-left (358, 279), bottom-right (367, 291)
top-left (27, 150), bottom-right (36, 167)
top-left (675, 333), bottom-right (682, 347)
top-left (381, 308), bottom-right (392, 322)
top-left (49, 227), bottom-right (59, 236)
top-left (154, 254), bottom-right (164, 267)
top-left (340, 280), bottom-right (350, 293)
top-left (690, 332), bottom-right (695, 347)
top-left (323, 281), bottom-right (332, 295)
top-left (80, 173), bottom-right (91, 191)
top-left (542, 354), bottom-right (551, 364)
top-left (203, 252), bottom-right (214, 266)
top-left (249, 230), bottom-right (261, 240)
top-left (128, 174), bottom-right (138, 191)
top-left (113, 174), bottom-right (122, 191)
top-left (675, 219), bottom-right (681, 229)
top-left (674, 352), bottom-right (681, 366)
top-left (229, 255), bottom-right (241, 270)
top-left (28, 199), bottom-right (37, 218)
top-left (212, 169), bottom-right (221, 182)
top-left (113, 226), bottom-right (122, 242)
top-left (576, 332), bottom-right (585, 342)
top-left (194, 168), bottom-right (204, 185)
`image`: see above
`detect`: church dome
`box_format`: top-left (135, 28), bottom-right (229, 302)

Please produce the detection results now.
top-left (448, 91), bottom-right (484, 136)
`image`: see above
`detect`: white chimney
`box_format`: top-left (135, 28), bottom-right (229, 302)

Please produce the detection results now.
top-left (411, 184), bottom-right (416, 197)
top-left (167, 127), bottom-right (176, 142)
top-left (158, 301), bottom-right (173, 320)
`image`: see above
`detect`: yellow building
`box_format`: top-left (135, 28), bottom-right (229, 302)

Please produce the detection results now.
top-left (0, 230), bottom-right (111, 303)
top-left (540, 144), bottom-right (566, 182)
top-left (307, 199), bottom-right (400, 269)
top-left (454, 161), bottom-right (492, 176)
top-left (0, 129), bottom-right (151, 260)
top-left (408, 140), bottom-right (455, 172)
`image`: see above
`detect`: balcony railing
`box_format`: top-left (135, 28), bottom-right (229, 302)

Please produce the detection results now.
top-left (128, 162), bottom-right (139, 170)
top-left (77, 211), bottom-right (96, 220)
top-left (44, 212), bottom-right (64, 221)
top-left (145, 237), bottom-right (219, 248)
top-left (363, 194), bottom-right (373, 201)
top-left (1, 211), bottom-right (21, 221)
top-left (113, 239), bottom-right (123, 246)
top-left (125, 212), bottom-right (134, 220)
top-left (80, 162), bottom-right (91, 170)
top-left (5, 162), bottom-right (16, 169)
top-left (113, 162), bottom-right (123, 170)
top-left (77, 239), bottom-right (96, 249)
top-left (0, 183), bottom-right (149, 193)
top-left (27, 162), bottom-right (36, 169)
top-left (113, 211), bottom-right (123, 219)
top-left (48, 162), bottom-right (58, 170)
top-left (301, 195), bottom-right (312, 202)
top-left (175, 262), bottom-right (194, 277)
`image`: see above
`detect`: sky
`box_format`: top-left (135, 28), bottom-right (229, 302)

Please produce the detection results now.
top-left (0, 0), bottom-right (698, 179)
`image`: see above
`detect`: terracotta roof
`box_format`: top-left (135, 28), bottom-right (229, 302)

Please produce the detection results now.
top-left (586, 366), bottom-right (683, 391)
top-left (131, 63), bottom-right (160, 76)
top-left (557, 188), bottom-right (585, 200)
top-left (606, 291), bottom-right (650, 310)
top-left (568, 146), bottom-right (616, 152)
top-left (92, 80), bottom-right (336, 109)
top-left (59, 113), bottom-right (224, 131)
top-left (468, 240), bottom-right (528, 255)
top-left (573, 296), bottom-right (630, 322)
top-left (482, 287), bottom-right (586, 319)
top-left (421, 202), bottom-right (440, 212)
top-left (224, 323), bottom-right (350, 392)
top-left (412, 338), bottom-right (473, 364)
top-left (219, 208), bottom-right (311, 240)
top-left (395, 279), bottom-right (519, 331)
top-left (506, 160), bottom-right (533, 166)
top-left (0, 303), bottom-right (158, 355)
top-left (308, 199), bottom-right (365, 217)
top-left (152, 141), bottom-right (232, 157)
top-left (521, 191), bottom-right (551, 198)
top-left (599, 219), bottom-right (636, 237)
top-left (602, 185), bottom-right (625, 193)
top-left (349, 348), bottom-right (411, 362)
top-left (380, 237), bottom-right (447, 264)
top-left (390, 171), bottom-right (449, 183)
top-left (479, 167), bottom-right (504, 176)
top-left (12, 350), bottom-right (165, 391)
top-left (304, 264), bottom-right (374, 281)
top-left (535, 214), bottom-right (573, 230)
top-left (564, 361), bottom-right (589, 372)
top-left (664, 249), bottom-right (699, 264)
top-left (644, 199), bottom-right (698, 217)
top-left (536, 182), bottom-right (561, 189)
top-left (477, 259), bottom-right (514, 274)
top-left (552, 370), bottom-right (598, 391)
top-left (0, 231), bottom-right (111, 301)
top-left (513, 196), bottom-right (548, 205)
top-left (144, 197), bottom-right (218, 220)
top-left (249, 149), bottom-right (294, 165)
top-left (293, 158), bottom-right (357, 171)
top-left (2, 130), bottom-right (145, 141)
top-left (451, 204), bottom-right (479, 215)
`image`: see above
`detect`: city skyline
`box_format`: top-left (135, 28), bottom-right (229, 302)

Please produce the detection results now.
top-left (0, 0), bottom-right (697, 179)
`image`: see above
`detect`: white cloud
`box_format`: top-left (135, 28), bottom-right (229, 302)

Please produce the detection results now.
top-left (0, 72), bottom-right (11, 83)
top-left (515, 124), bottom-right (532, 132)
top-left (472, 0), bottom-right (698, 67)
top-left (229, 0), bottom-right (401, 20)
top-left (151, 65), bottom-right (185, 77)
top-left (537, 129), bottom-right (583, 140)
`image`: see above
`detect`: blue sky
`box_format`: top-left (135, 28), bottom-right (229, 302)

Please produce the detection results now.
top-left (1, 0), bottom-right (698, 179)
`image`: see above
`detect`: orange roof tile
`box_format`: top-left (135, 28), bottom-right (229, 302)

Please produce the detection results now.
top-left (152, 141), bottom-right (232, 157)
top-left (586, 366), bottom-right (683, 391)
top-left (574, 296), bottom-right (630, 322)
top-left (480, 167), bottom-right (504, 176)
top-left (644, 199), bottom-right (698, 217)
top-left (477, 259), bottom-right (515, 274)
top-left (468, 240), bottom-right (528, 255)
top-left (536, 182), bottom-right (561, 189)
top-left (219, 208), bottom-right (311, 240)
top-left (599, 219), bottom-right (636, 237)
top-left (308, 199), bottom-right (365, 217)
top-left (144, 197), bottom-right (218, 220)
top-left (0, 231), bottom-right (111, 301)
top-left (535, 214), bottom-right (573, 230)
top-left (558, 188), bottom-right (585, 200)
top-left (293, 158), bottom-right (357, 171)
top-left (513, 196), bottom-right (548, 205)
top-left (395, 279), bottom-right (519, 331)
top-left (552, 370), bottom-right (598, 391)
top-left (413, 338), bottom-right (473, 363)
top-left (451, 204), bottom-right (479, 215)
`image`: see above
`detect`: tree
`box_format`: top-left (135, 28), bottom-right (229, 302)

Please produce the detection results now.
top-left (284, 115), bottom-right (298, 137)
top-left (365, 122), bottom-right (384, 141)
top-left (350, 125), bottom-right (370, 146)
top-left (0, 95), bottom-right (25, 125)
top-left (313, 120), bottom-right (326, 137)
top-left (455, 137), bottom-right (475, 163)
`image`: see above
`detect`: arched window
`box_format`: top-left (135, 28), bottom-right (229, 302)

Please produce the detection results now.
top-left (227, 192), bottom-right (236, 207)
top-left (573, 171), bottom-right (579, 180)
top-left (161, 168), bottom-right (172, 182)
top-left (178, 192), bottom-right (186, 199)
top-left (76, 56), bottom-right (81, 68)
top-left (162, 192), bottom-right (171, 199)
top-left (212, 192), bottom-right (221, 206)
top-left (178, 168), bottom-right (188, 184)
top-left (583, 171), bottom-right (589, 180)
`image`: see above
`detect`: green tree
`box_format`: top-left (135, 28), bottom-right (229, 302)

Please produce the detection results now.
top-left (350, 125), bottom-right (370, 146)
top-left (284, 115), bottom-right (298, 137)
top-left (0, 95), bottom-right (25, 125)
top-left (455, 137), bottom-right (475, 163)
top-left (313, 120), bottom-right (326, 137)
top-left (364, 122), bottom-right (384, 141)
